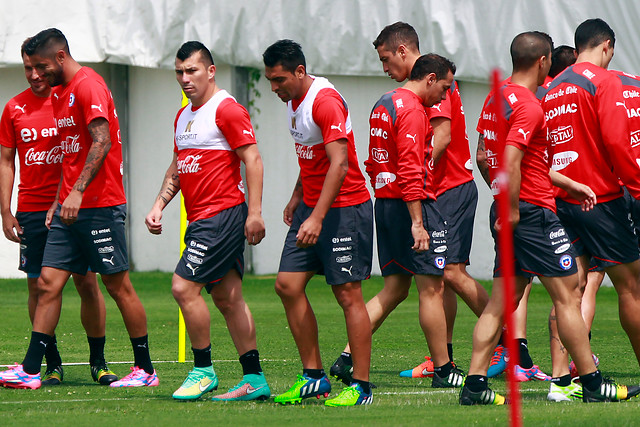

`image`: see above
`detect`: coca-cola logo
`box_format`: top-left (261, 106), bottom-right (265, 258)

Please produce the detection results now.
top-left (61, 135), bottom-right (81, 154)
top-left (295, 144), bottom-right (314, 160)
top-left (24, 146), bottom-right (63, 166)
top-left (177, 154), bottom-right (202, 174)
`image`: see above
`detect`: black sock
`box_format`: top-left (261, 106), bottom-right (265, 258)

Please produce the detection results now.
top-left (447, 343), bottom-right (454, 362)
top-left (340, 351), bottom-right (352, 365)
top-left (465, 374), bottom-right (488, 393)
top-left (497, 333), bottom-right (504, 347)
top-left (588, 330), bottom-right (592, 341)
top-left (303, 368), bottom-right (325, 379)
top-left (130, 335), bottom-right (154, 374)
top-left (44, 334), bottom-right (62, 369)
top-left (239, 349), bottom-right (262, 375)
top-left (518, 338), bottom-right (533, 369)
top-left (87, 336), bottom-right (106, 365)
top-left (22, 331), bottom-right (52, 374)
top-left (580, 370), bottom-right (603, 392)
top-left (193, 345), bottom-right (212, 368)
top-left (351, 378), bottom-right (371, 394)
top-left (434, 361), bottom-right (453, 378)
top-left (551, 374), bottom-right (572, 387)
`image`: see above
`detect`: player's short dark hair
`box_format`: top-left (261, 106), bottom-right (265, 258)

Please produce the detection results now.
top-left (549, 45), bottom-right (576, 77)
top-left (510, 31), bottom-right (553, 71)
top-left (409, 53), bottom-right (456, 81)
top-left (23, 28), bottom-right (70, 57)
top-left (575, 18), bottom-right (615, 53)
top-left (373, 22), bottom-right (420, 52)
top-left (176, 41), bottom-right (214, 66)
top-left (20, 38), bottom-right (31, 56)
top-left (262, 39), bottom-right (306, 73)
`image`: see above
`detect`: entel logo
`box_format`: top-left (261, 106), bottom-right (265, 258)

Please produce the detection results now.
top-left (371, 148), bottom-right (389, 163)
top-left (551, 151), bottom-right (579, 171)
top-left (375, 172), bottom-right (396, 189)
top-left (549, 125), bottom-right (574, 145)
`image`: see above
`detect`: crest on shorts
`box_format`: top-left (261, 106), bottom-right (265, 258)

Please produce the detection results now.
top-left (559, 254), bottom-right (573, 270)
top-left (434, 256), bottom-right (446, 269)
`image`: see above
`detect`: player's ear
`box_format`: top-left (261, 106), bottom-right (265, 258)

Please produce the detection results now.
top-left (295, 64), bottom-right (306, 79)
top-left (208, 64), bottom-right (216, 79)
top-left (55, 49), bottom-right (65, 65)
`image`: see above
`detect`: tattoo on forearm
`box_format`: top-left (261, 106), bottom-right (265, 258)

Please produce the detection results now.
top-left (73, 119), bottom-right (111, 193)
top-left (158, 171), bottom-right (180, 207)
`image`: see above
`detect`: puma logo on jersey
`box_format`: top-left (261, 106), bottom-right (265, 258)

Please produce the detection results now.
top-left (341, 266), bottom-right (353, 276)
top-left (102, 256), bottom-right (115, 265)
top-left (186, 263), bottom-right (199, 275)
top-left (242, 129), bottom-right (254, 137)
top-left (432, 103), bottom-right (442, 112)
top-left (53, 93), bottom-right (59, 100)
top-left (406, 133), bottom-right (417, 143)
top-left (91, 104), bottom-right (103, 112)
top-left (617, 101), bottom-right (627, 108)
top-left (518, 129), bottom-right (530, 141)
top-left (331, 123), bottom-right (343, 132)
top-left (14, 104), bottom-right (26, 113)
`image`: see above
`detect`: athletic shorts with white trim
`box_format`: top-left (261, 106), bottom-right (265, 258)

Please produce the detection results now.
top-left (15, 210), bottom-right (48, 275)
top-left (376, 198), bottom-right (447, 277)
top-left (491, 201), bottom-right (578, 278)
top-left (278, 200), bottom-right (373, 285)
top-left (175, 203), bottom-right (246, 293)
top-left (434, 180), bottom-right (477, 264)
top-left (556, 197), bottom-right (639, 269)
top-left (42, 204), bottom-right (129, 275)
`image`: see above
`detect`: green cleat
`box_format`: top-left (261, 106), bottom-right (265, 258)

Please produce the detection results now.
top-left (173, 367), bottom-right (218, 401)
top-left (325, 383), bottom-right (372, 406)
top-left (91, 361), bottom-right (118, 385)
top-left (42, 365), bottom-right (64, 386)
top-left (459, 385), bottom-right (506, 405)
top-left (211, 373), bottom-right (271, 401)
top-left (547, 379), bottom-right (583, 402)
top-left (583, 377), bottom-right (640, 402)
top-left (274, 374), bottom-right (331, 405)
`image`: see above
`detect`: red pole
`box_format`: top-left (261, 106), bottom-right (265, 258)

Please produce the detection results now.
top-left (491, 68), bottom-right (522, 427)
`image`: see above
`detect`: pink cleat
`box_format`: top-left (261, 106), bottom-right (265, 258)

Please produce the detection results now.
top-left (0, 363), bottom-right (41, 389)
top-left (514, 365), bottom-right (551, 382)
top-left (109, 366), bottom-right (159, 387)
top-left (569, 354), bottom-right (599, 379)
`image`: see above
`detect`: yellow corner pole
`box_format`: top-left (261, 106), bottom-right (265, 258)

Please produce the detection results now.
top-left (178, 91), bottom-right (189, 363)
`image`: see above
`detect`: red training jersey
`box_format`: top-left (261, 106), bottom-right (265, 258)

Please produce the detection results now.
top-left (543, 62), bottom-right (640, 202)
top-left (51, 67), bottom-right (126, 208)
top-left (0, 88), bottom-right (62, 211)
top-left (427, 80), bottom-right (474, 196)
top-left (365, 87), bottom-right (431, 201)
top-left (174, 90), bottom-right (255, 222)
top-left (477, 83), bottom-right (555, 211)
top-left (287, 76), bottom-right (370, 208)
top-left (610, 70), bottom-right (640, 163)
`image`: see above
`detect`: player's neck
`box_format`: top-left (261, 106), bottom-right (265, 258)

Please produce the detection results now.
top-left (404, 52), bottom-right (421, 81)
top-left (62, 58), bottom-right (83, 86)
top-left (30, 87), bottom-right (51, 98)
top-left (575, 47), bottom-right (609, 69)
top-left (510, 70), bottom-right (539, 93)
top-left (192, 82), bottom-right (220, 108)
top-left (293, 75), bottom-right (314, 102)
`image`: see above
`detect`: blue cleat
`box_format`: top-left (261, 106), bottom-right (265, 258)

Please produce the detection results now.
top-left (487, 345), bottom-right (508, 378)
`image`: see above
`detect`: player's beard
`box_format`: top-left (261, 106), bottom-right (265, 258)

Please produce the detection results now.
top-left (47, 63), bottom-right (65, 87)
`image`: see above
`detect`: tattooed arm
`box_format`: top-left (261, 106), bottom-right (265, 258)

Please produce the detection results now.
top-left (145, 152), bottom-right (180, 235)
top-left (60, 117), bottom-right (111, 225)
top-left (476, 133), bottom-right (491, 187)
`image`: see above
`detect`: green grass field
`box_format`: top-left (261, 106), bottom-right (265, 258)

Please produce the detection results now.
top-left (0, 272), bottom-right (639, 426)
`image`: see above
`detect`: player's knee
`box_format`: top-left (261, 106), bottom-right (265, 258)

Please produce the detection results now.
top-left (274, 279), bottom-right (296, 299)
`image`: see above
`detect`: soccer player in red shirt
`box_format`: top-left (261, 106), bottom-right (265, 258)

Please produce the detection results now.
top-left (264, 39), bottom-right (373, 406)
top-left (461, 31), bottom-right (638, 405)
top-left (0, 28), bottom-right (156, 389)
top-left (543, 18), bottom-right (640, 382)
top-left (0, 39), bottom-right (114, 387)
top-left (145, 41), bottom-right (269, 402)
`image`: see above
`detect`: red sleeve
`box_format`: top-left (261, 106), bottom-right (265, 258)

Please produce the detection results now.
top-left (312, 88), bottom-right (349, 144)
top-left (0, 102), bottom-right (16, 149)
top-left (173, 107), bottom-right (183, 154)
top-left (396, 109), bottom-right (428, 201)
top-left (428, 95), bottom-right (452, 120)
top-left (75, 78), bottom-right (111, 124)
top-left (215, 98), bottom-right (257, 150)
top-left (598, 75), bottom-right (640, 199)
top-left (506, 101), bottom-right (543, 152)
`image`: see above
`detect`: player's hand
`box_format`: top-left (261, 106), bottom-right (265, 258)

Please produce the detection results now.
top-left (283, 196), bottom-right (302, 226)
top-left (45, 202), bottom-right (57, 229)
top-left (1, 212), bottom-right (22, 243)
top-left (494, 208), bottom-right (520, 233)
top-left (296, 214), bottom-right (322, 248)
top-left (60, 189), bottom-right (82, 225)
top-left (245, 213), bottom-right (266, 245)
top-left (410, 223), bottom-right (430, 253)
top-left (566, 182), bottom-right (597, 212)
top-left (145, 207), bottom-right (163, 235)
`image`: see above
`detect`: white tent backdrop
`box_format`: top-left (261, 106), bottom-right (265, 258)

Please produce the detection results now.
top-left (0, 1), bottom-right (635, 280)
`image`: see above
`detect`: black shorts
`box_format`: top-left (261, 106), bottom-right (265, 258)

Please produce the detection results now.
top-left (175, 203), bottom-right (246, 293)
top-left (556, 197), bottom-right (639, 269)
top-left (376, 198), bottom-right (447, 277)
top-left (15, 210), bottom-right (48, 275)
top-left (278, 200), bottom-right (373, 285)
top-left (623, 187), bottom-right (640, 246)
top-left (42, 204), bottom-right (129, 275)
top-left (491, 201), bottom-right (578, 278)
top-left (434, 180), bottom-right (477, 264)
